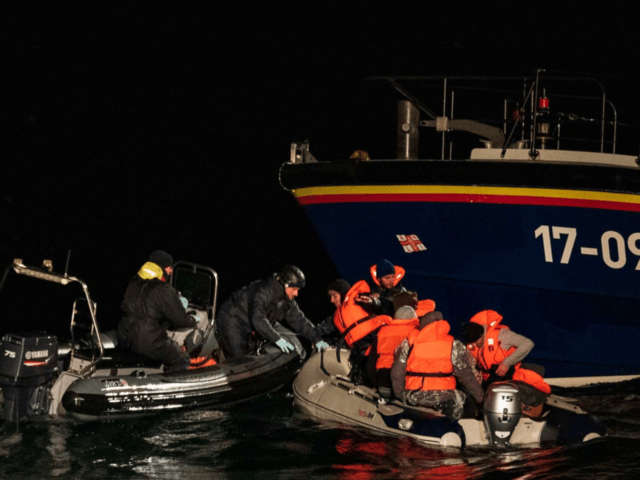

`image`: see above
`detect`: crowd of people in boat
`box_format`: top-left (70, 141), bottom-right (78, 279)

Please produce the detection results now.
top-left (115, 251), bottom-right (551, 420)
top-left (319, 258), bottom-right (551, 419)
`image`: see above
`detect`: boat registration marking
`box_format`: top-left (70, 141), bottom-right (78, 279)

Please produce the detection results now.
top-left (536, 225), bottom-right (640, 270)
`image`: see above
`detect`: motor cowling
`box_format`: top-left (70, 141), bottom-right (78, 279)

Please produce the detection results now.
top-left (0, 332), bottom-right (59, 422)
top-left (483, 381), bottom-right (522, 446)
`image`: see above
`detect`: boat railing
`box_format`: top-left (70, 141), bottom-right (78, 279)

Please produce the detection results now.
top-left (171, 261), bottom-right (219, 342)
top-left (370, 72), bottom-right (633, 161)
top-left (11, 258), bottom-right (104, 377)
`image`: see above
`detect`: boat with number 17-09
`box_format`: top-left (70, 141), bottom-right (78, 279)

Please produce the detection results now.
top-left (280, 72), bottom-right (640, 386)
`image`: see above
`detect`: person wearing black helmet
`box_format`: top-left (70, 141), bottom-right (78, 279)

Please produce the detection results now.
top-left (215, 265), bottom-right (329, 358)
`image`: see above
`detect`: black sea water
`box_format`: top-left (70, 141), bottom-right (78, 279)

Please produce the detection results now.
top-left (1, 380), bottom-right (640, 479)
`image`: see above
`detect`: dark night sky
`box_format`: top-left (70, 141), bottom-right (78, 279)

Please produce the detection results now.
top-left (2, 2), bottom-right (640, 329)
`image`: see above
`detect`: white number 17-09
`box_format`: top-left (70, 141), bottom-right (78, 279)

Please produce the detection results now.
top-left (534, 225), bottom-right (640, 270)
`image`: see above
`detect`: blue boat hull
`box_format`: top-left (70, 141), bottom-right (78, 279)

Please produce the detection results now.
top-left (282, 160), bottom-right (640, 382)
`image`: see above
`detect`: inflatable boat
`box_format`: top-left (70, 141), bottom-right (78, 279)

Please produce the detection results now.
top-left (0, 258), bottom-right (303, 422)
top-left (293, 348), bottom-right (606, 448)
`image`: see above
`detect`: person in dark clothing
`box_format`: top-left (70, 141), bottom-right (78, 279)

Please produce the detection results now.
top-left (215, 266), bottom-right (329, 358)
top-left (117, 250), bottom-right (197, 372)
top-left (313, 279), bottom-right (351, 344)
top-left (368, 259), bottom-right (409, 316)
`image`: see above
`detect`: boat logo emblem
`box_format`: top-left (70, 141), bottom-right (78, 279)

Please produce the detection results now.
top-left (25, 350), bottom-right (48, 359)
top-left (397, 234), bottom-right (427, 253)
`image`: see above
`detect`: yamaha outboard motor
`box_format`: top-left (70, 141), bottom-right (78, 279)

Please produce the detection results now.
top-left (483, 382), bottom-right (522, 446)
top-left (0, 332), bottom-right (58, 422)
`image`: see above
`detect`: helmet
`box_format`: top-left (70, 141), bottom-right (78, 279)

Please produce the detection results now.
top-left (277, 265), bottom-right (306, 289)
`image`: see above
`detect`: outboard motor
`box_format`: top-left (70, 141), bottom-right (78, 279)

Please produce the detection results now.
top-left (483, 382), bottom-right (522, 446)
top-left (0, 332), bottom-right (58, 422)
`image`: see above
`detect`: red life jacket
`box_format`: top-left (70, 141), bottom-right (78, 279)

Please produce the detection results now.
top-left (334, 280), bottom-right (391, 347)
top-left (466, 310), bottom-right (517, 378)
top-left (369, 264), bottom-right (405, 287)
top-left (405, 320), bottom-right (456, 391)
top-left (512, 365), bottom-right (552, 394)
top-left (376, 316), bottom-right (419, 370)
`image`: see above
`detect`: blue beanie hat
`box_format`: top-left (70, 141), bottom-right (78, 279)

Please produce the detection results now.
top-left (376, 259), bottom-right (396, 279)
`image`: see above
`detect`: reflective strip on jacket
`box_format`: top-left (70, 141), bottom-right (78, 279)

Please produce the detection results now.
top-left (405, 320), bottom-right (456, 391)
top-left (376, 317), bottom-right (419, 370)
top-left (334, 280), bottom-right (390, 347)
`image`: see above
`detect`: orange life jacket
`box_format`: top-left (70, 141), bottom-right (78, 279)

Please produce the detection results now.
top-left (466, 310), bottom-right (517, 378)
top-left (415, 299), bottom-right (436, 317)
top-left (375, 316), bottom-right (419, 370)
top-left (369, 264), bottom-right (405, 287)
top-left (334, 280), bottom-right (391, 347)
top-left (405, 320), bottom-right (456, 391)
top-left (512, 365), bottom-right (552, 394)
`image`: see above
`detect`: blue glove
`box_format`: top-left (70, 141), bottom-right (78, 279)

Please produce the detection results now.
top-left (275, 338), bottom-right (295, 354)
top-left (315, 340), bottom-right (330, 351)
top-left (179, 294), bottom-right (189, 310)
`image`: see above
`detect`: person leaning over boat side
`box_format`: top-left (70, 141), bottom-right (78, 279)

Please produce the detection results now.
top-left (311, 279), bottom-right (351, 346)
top-left (461, 310), bottom-right (535, 382)
top-left (390, 311), bottom-right (484, 420)
top-left (333, 280), bottom-right (392, 385)
top-left (461, 310), bottom-right (551, 416)
top-left (118, 250), bottom-right (197, 372)
top-left (214, 266), bottom-right (329, 358)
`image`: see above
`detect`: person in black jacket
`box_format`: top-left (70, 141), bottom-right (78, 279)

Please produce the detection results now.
top-left (215, 265), bottom-right (329, 358)
top-left (118, 250), bottom-right (197, 372)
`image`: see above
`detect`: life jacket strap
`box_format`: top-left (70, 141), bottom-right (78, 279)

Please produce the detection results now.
top-left (340, 314), bottom-right (376, 339)
top-left (406, 371), bottom-right (453, 378)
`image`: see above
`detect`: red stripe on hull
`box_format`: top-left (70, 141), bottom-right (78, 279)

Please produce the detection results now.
top-left (297, 193), bottom-right (640, 212)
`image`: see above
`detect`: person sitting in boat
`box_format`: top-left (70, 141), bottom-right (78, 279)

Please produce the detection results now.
top-left (369, 305), bottom-right (421, 399)
top-left (390, 310), bottom-right (484, 419)
top-left (311, 279), bottom-right (351, 346)
top-left (333, 279), bottom-right (393, 385)
top-left (461, 310), bottom-right (551, 416)
top-left (214, 265), bottom-right (330, 358)
top-left (367, 259), bottom-right (407, 316)
top-left (118, 250), bottom-right (198, 372)
top-left (368, 259), bottom-right (435, 317)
